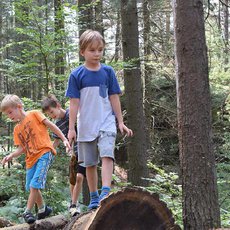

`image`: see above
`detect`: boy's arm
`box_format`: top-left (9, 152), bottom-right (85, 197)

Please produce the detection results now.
top-left (53, 139), bottom-right (60, 148)
top-left (1, 146), bottom-right (24, 165)
top-left (68, 98), bottom-right (79, 144)
top-left (109, 94), bottom-right (133, 137)
top-left (43, 119), bottom-right (71, 152)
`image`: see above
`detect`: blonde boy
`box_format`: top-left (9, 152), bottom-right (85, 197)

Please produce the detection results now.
top-left (1, 94), bottom-right (70, 224)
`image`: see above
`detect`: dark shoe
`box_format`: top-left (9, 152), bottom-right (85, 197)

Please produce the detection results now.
top-left (37, 206), bottom-right (52, 220)
top-left (69, 204), bottom-right (80, 217)
top-left (23, 212), bottom-right (36, 224)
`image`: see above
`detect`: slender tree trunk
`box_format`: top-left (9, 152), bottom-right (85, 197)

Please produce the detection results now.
top-left (54, 0), bottom-right (65, 90)
top-left (121, 0), bottom-right (149, 186)
top-left (0, 11), bottom-right (3, 95)
top-left (78, 0), bottom-right (94, 64)
top-left (223, 0), bottom-right (229, 71)
top-left (94, 0), bottom-right (103, 35)
top-left (114, 10), bottom-right (121, 62)
top-left (143, 0), bottom-right (152, 150)
top-left (173, 0), bottom-right (221, 229)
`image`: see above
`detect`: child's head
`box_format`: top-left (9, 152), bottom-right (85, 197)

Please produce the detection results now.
top-left (79, 29), bottom-right (105, 53)
top-left (0, 94), bottom-right (24, 122)
top-left (41, 94), bottom-right (63, 119)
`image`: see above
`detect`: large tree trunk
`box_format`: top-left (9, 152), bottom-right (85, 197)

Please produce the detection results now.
top-left (65, 188), bottom-right (180, 230)
top-left (173, 0), bottom-right (221, 229)
top-left (120, 0), bottom-right (149, 186)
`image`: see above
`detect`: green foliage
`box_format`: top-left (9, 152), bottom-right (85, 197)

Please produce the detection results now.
top-left (144, 162), bottom-right (182, 227)
top-left (0, 152), bottom-right (73, 223)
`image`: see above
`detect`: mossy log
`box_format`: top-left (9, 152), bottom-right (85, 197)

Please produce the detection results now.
top-left (64, 187), bottom-right (181, 230)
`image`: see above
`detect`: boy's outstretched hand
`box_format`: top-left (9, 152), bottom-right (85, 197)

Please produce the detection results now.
top-left (1, 155), bottom-right (12, 166)
top-left (118, 123), bottom-right (133, 137)
top-left (63, 139), bottom-right (71, 153)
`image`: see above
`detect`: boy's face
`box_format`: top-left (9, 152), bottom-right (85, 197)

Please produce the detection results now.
top-left (81, 40), bottom-right (104, 66)
top-left (45, 106), bottom-right (62, 120)
top-left (3, 106), bottom-right (22, 122)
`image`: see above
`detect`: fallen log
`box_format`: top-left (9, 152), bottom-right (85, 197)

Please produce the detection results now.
top-left (1, 214), bottom-right (68, 230)
top-left (64, 187), bottom-right (181, 230)
top-left (0, 218), bottom-right (14, 228)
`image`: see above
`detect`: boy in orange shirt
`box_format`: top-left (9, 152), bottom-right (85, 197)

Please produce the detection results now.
top-left (1, 94), bottom-right (70, 224)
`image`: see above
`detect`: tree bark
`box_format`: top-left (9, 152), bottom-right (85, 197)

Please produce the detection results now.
top-left (223, 0), bottom-right (229, 71)
top-left (120, 0), bottom-right (149, 187)
top-left (143, 0), bottom-right (153, 151)
top-left (54, 0), bottom-right (65, 91)
top-left (65, 187), bottom-right (180, 230)
top-left (173, 0), bottom-right (221, 229)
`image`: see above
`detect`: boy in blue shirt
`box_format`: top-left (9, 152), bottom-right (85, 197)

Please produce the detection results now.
top-left (66, 29), bottom-right (133, 209)
top-left (41, 94), bottom-right (86, 217)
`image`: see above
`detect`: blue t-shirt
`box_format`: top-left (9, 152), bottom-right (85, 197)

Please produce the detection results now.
top-left (65, 64), bottom-right (121, 141)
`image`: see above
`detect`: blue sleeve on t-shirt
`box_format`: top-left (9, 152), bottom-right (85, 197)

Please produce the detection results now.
top-left (105, 66), bottom-right (122, 95)
top-left (65, 69), bottom-right (81, 98)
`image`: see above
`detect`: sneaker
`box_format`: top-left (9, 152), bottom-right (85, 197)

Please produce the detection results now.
top-left (23, 212), bottom-right (36, 224)
top-left (88, 191), bottom-right (99, 210)
top-left (99, 186), bottom-right (110, 202)
top-left (87, 200), bottom-right (99, 210)
top-left (37, 205), bottom-right (52, 220)
top-left (69, 204), bottom-right (80, 217)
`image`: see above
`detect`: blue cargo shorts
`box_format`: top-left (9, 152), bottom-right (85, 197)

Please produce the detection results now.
top-left (26, 152), bottom-right (54, 191)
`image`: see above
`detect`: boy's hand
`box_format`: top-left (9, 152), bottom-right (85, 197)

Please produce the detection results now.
top-left (118, 123), bottom-right (133, 137)
top-left (2, 155), bottom-right (12, 166)
top-left (63, 139), bottom-right (71, 153)
top-left (68, 129), bottom-right (77, 145)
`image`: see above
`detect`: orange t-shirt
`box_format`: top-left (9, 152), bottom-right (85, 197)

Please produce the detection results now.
top-left (14, 110), bottom-right (56, 169)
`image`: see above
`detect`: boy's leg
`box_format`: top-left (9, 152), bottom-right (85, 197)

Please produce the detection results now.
top-left (99, 157), bottom-right (113, 201)
top-left (97, 131), bottom-right (116, 201)
top-left (23, 187), bottom-right (38, 224)
top-left (29, 152), bottom-right (53, 219)
top-left (69, 154), bottom-right (77, 207)
top-left (78, 141), bottom-right (100, 210)
top-left (69, 173), bottom-right (84, 217)
top-left (101, 157), bottom-right (113, 187)
top-left (24, 163), bottom-right (37, 223)
top-left (87, 165), bottom-right (100, 209)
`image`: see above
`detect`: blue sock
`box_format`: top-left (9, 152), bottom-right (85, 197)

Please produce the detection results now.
top-left (99, 186), bottom-right (111, 202)
top-left (88, 191), bottom-right (99, 210)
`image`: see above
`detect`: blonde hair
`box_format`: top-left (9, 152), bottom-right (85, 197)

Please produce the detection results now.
top-left (79, 29), bottom-right (105, 52)
top-left (0, 94), bottom-right (23, 112)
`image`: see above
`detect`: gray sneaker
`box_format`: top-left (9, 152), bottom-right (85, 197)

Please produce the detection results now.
top-left (69, 204), bottom-right (80, 217)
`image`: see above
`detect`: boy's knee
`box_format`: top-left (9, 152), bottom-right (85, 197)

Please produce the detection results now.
top-left (76, 174), bottom-right (84, 184)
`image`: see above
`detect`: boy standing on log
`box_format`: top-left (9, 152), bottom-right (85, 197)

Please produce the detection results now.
top-left (66, 29), bottom-right (133, 210)
top-left (1, 94), bottom-right (70, 224)
top-left (41, 94), bottom-right (86, 217)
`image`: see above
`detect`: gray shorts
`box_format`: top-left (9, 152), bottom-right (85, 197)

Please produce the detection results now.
top-left (78, 131), bottom-right (116, 167)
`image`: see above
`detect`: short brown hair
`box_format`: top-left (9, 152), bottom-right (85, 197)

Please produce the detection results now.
top-left (79, 29), bottom-right (105, 52)
top-left (41, 94), bottom-right (60, 112)
top-left (0, 94), bottom-right (23, 112)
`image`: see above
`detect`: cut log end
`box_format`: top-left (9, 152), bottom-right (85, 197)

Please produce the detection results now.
top-left (69, 187), bottom-right (181, 230)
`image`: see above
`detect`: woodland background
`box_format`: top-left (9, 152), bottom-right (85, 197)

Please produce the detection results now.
top-left (0, 0), bottom-right (229, 229)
